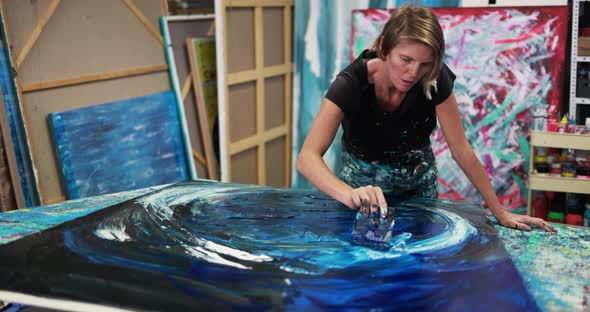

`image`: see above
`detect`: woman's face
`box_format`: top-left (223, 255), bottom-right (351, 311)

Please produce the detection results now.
top-left (384, 39), bottom-right (434, 92)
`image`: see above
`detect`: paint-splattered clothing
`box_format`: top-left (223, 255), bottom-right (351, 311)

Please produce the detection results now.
top-left (326, 49), bottom-right (456, 198)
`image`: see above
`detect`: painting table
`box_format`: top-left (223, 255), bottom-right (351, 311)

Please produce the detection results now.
top-left (0, 180), bottom-right (588, 311)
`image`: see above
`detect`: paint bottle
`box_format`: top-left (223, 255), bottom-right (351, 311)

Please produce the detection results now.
top-left (532, 107), bottom-right (547, 131)
top-left (561, 149), bottom-right (577, 178)
top-left (547, 116), bottom-right (559, 132)
top-left (534, 154), bottom-right (549, 174)
top-left (532, 192), bottom-right (548, 220)
top-left (558, 115), bottom-right (569, 133)
top-left (565, 196), bottom-right (584, 226)
top-left (547, 193), bottom-right (565, 223)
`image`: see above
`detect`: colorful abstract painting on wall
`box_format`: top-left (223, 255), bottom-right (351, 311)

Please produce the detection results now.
top-left (0, 180), bottom-right (538, 311)
top-left (351, 7), bottom-right (568, 210)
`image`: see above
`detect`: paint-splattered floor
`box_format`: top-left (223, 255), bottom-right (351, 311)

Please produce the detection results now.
top-left (0, 181), bottom-right (588, 311)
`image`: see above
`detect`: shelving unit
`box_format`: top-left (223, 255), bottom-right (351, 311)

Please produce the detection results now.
top-left (527, 131), bottom-right (590, 217)
top-left (570, 0), bottom-right (590, 122)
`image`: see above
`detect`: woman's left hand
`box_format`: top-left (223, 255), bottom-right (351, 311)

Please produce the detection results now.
top-left (495, 210), bottom-right (557, 232)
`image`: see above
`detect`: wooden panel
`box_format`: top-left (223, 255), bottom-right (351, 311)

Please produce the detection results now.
top-left (265, 136), bottom-right (285, 187)
top-left (264, 75), bottom-right (285, 130)
top-left (8, 0), bottom-right (166, 85)
top-left (230, 147), bottom-right (257, 184)
top-left (0, 130), bottom-right (17, 211)
top-left (226, 7), bottom-right (255, 73)
top-left (263, 7), bottom-right (284, 67)
top-left (228, 81), bottom-right (256, 142)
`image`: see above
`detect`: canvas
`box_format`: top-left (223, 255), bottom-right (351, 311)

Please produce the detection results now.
top-left (0, 180), bottom-right (538, 311)
top-left (47, 91), bottom-right (190, 200)
top-left (187, 37), bottom-right (219, 180)
top-left (351, 7), bottom-right (569, 211)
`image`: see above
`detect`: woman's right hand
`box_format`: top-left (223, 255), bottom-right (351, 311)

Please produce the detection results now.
top-left (350, 185), bottom-right (388, 217)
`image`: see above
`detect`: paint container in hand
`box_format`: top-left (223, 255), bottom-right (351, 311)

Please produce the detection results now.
top-left (532, 192), bottom-right (548, 220)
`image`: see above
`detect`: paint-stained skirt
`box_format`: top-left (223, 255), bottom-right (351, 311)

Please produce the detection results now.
top-left (339, 142), bottom-right (438, 199)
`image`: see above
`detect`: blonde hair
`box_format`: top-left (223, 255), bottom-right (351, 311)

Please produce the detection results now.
top-left (371, 5), bottom-right (445, 99)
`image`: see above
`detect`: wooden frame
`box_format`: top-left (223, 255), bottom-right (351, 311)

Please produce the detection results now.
top-left (187, 37), bottom-right (219, 180)
top-left (215, 0), bottom-right (293, 186)
top-left (160, 14), bottom-right (217, 180)
top-left (0, 0), bottom-right (188, 205)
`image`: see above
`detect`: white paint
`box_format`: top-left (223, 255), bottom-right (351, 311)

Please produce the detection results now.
top-left (0, 291), bottom-right (134, 312)
top-left (304, 0), bottom-right (320, 77)
top-left (94, 225), bottom-right (133, 242)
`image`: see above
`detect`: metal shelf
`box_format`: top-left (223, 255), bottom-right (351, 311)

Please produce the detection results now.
top-left (570, 0), bottom-right (588, 120)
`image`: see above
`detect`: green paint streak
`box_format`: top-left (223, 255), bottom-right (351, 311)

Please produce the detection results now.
top-left (475, 89), bottom-right (516, 131)
top-left (494, 150), bottom-right (518, 163)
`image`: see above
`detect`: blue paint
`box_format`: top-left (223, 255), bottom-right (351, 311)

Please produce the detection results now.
top-left (58, 181), bottom-right (538, 311)
top-left (0, 16), bottom-right (40, 207)
top-left (47, 91), bottom-right (189, 199)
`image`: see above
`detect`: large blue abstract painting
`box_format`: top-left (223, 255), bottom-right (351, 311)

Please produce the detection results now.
top-left (0, 181), bottom-right (538, 311)
top-left (48, 91), bottom-right (189, 199)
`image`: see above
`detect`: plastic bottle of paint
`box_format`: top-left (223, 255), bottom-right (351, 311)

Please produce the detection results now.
top-left (532, 192), bottom-right (548, 220)
top-left (561, 149), bottom-right (577, 178)
top-left (532, 107), bottom-right (547, 131)
top-left (565, 196), bottom-right (584, 226)
top-left (547, 193), bottom-right (565, 223)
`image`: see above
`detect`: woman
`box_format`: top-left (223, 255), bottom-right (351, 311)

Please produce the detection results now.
top-left (296, 5), bottom-right (555, 232)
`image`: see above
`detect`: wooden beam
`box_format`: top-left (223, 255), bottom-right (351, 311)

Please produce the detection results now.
top-left (159, 0), bottom-right (168, 16)
top-left (21, 64), bottom-right (168, 92)
top-left (1, 0), bottom-right (43, 205)
top-left (192, 149), bottom-right (207, 166)
top-left (0, 88), bottom-right (25, 208)
top-left (283, 5), bottom-right (292, 186)
top-left (187, 39), bottom-right (218, 180)
top-left (229, 125), bottom-right (287, 155)
top-left (122, 0), bottom-right (164, 46)
top-left (14, 0), bottom-right (60, 69)
top-left (207, 22), bottom-right (215, 36)
top-left (181, 75), bottom-right (192, 101)
top-left (44, 196), bottom-right (65, 205)
top-left (227, 64), bottom-right (292, 85)
top-left (254, 6), bottom-right (265, 185)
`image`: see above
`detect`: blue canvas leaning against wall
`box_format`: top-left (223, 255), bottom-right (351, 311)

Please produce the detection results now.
top-left (0, 180), bottom-right (538, 311)
top-left (48, 91), bottom-right (189, 200)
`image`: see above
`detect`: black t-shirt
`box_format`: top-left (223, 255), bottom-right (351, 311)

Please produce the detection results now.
top-left (325, 49), bottom-right (456, 161)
